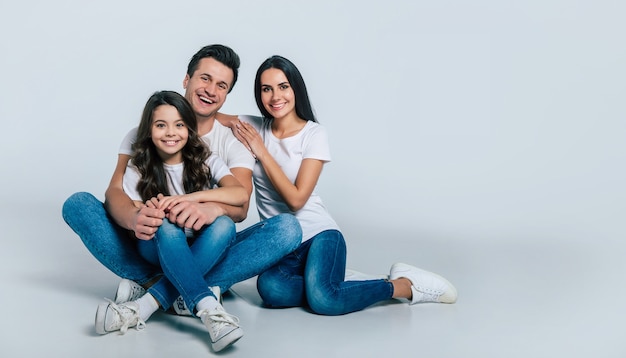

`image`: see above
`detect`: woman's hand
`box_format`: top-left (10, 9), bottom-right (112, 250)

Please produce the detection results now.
top-left (234, 120), bottom-right (265, 160)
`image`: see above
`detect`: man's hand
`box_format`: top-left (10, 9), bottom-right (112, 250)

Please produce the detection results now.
top-left (132, 205), bottom-right (165, 240)
top-left (165, 201), bottom-right (226, 231)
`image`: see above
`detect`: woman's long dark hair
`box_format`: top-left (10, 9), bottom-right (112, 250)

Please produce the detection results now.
top-left (254, 55), bottom-right (317, 122)
top-left (131, 90), bottom-right (211, 201)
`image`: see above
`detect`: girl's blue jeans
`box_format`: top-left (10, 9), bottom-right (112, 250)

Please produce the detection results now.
top-left (137, 217), bottom-right (233, 312)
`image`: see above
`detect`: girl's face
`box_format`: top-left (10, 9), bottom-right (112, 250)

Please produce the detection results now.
top-left (151, 104), bottom-right (189, 164)
top-left (260, 68), bottom-right (296, 120)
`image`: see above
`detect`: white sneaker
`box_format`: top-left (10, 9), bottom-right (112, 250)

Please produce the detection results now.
top-left (114, 279), bottom-right (146, 304)
top-left (173, 286), bottom-right (222, 316)
top-left (95, 299), bottom-right (146, 335)
top-left (197, 304), bottom-right (243, 352)
top-left (389, 263), bottom-right (458, 304)
top-left (345, 268), bottom-right (388, 281)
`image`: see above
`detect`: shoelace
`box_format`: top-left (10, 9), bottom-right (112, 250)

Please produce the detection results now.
top-left (105, 298), bottom-right (146, 334)
top-left (197, 309), bottom-right (240, 335)
top-left (412, 289), bottom-right (442, 303)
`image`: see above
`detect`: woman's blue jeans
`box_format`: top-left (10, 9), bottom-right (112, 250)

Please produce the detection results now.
top-left (256, 229), bottom-right (394, 316)
top-left (137, 217), bottom-right (233, 311)
top-left (61, 192), bottom-right (302, 302)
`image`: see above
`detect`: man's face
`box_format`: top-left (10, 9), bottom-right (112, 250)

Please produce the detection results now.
top-left (183, 57), bottom-right (234, 119)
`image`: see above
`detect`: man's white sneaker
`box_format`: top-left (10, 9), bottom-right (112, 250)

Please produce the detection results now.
top-left (95, 299), bottom-right (146, 335)
top-left (172, 295), bottom-right (193, 316)
top-left (389, 262), bottom-right (458, 304)
top-left (114, 279), bottom-right (146, 304)
top-left (172, 286), bottom-right (222, 316)
top-left (197, 304), bottom-right (243, 352)
top-left (345, 268), bottom-right (388, 281)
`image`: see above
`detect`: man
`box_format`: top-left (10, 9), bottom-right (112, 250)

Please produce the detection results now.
top-left (62, 44), bottom-right (302, 352)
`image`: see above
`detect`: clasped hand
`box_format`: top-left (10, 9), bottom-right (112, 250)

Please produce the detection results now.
top-left (133, 194), bottom-right (222, 240)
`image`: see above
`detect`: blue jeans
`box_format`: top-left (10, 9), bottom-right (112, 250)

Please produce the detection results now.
top-left (137, 217), bottom-right (233, 311)
top-left (62, 192), bottom-right (302, 302)
top-left (256, 229), bottom-right (394, 316)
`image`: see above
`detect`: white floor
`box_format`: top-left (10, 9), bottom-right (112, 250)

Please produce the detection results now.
top-left (2, 201), bottom-right (625, 358)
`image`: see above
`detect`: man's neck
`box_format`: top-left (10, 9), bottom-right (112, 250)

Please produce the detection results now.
top-left (197, 115), bottom-right (216, 137)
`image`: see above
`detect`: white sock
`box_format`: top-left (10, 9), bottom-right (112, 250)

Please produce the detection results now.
top-left (135, 293), bottom-right (159, 321)
top-left (195, 295), bottom-right (220, 313)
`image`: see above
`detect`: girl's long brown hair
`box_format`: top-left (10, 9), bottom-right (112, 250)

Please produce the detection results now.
top-left (131, 90), bottom-right (211, 201)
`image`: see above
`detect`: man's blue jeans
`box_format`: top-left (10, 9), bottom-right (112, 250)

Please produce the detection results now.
top-left (62, 192), bottom-right (302, 302)
top-left (137, 217), bottom-right (233, 311)
top-left (256, 229), bottom-right (394, 316)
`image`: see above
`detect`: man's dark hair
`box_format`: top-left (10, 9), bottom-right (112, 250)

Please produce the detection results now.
top-left (187, 44), bottom-right (240, 93)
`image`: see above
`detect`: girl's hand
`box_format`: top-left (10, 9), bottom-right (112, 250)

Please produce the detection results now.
top-left (156, 193), bottom-right (206, 212)
top-left (154, 194), bottom-right (194, 212)
top-left (234, 120), bottom-right (265, 160)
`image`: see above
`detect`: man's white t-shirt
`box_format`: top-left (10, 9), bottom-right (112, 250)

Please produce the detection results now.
top-left (239, 115), bottom-right (339, 242)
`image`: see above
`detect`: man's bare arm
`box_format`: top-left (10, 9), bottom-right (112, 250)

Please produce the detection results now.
top-left (218, 167), bottom-right (253, 223)
top-left (104, 154), bottom-right (164, 239)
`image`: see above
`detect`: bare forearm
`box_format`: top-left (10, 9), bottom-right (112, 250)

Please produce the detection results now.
top-left (257, 153), bottom-right (308, 211)
top-left (189, 187), bottom-right (247, 207)
top-left (199, 201), bottom-right (248, 223)
top-left (104, 187), bottom-right (140, 230)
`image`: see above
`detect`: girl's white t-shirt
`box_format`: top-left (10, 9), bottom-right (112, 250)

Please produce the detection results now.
top-left (240, 115), bottom-right (340, 242)
top-left (122, 153), bottom-right (233, 238)
top-left (122, 152), bottom-right (232, 200)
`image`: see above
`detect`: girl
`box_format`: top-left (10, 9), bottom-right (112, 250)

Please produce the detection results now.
top-left (95, 91), bottom-right (244, 352)
top-left (233, 56), bottom-right (458, 315)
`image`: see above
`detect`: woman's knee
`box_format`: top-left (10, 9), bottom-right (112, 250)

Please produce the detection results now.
top-left (257, 269), bottom-right (302, 307)
top-left (306, 288), bottom-right (342, 316)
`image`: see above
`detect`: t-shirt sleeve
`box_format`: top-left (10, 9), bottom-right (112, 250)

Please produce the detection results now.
top-left (207, 153), bottom-right (234, 187)
top-left (303, 124), bottom-right (332, 163)
top-left (122, 163), bottom-right (142, 201)
top-left (224, 138), bottom-right (256, 170)
top-left (238, 115), bottom-right (264, 132)
top-left (119, 127), bottom-right (138, 155)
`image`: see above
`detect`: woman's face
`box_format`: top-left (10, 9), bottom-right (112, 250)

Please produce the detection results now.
top-left (150, 104), bottom-right (189, 164)
top-left (259, 68), bottom-right (296, 120)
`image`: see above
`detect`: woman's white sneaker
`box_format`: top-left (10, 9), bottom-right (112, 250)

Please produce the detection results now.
top-left (389, 262), bottom-right (458, 304)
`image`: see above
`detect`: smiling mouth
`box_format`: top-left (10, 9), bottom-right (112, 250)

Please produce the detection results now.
top-left (199, 95), bottom-right (214, 104)
top-left (163, 140), bottom-right (180, 146)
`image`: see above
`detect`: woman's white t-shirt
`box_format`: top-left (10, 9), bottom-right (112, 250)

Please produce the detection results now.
top-left (240, 115), bottom-right (339, 242)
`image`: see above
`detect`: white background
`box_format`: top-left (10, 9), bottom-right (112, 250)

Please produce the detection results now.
top-left (1, 0), bottom-right (624, 243)
top-left (1, 1), bottom-right (625, 356)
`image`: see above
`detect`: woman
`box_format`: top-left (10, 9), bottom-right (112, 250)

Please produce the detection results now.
top-left (232, 56), bottom-right (458, 315)
top-left (95, 90), bottom-right (244, 352)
